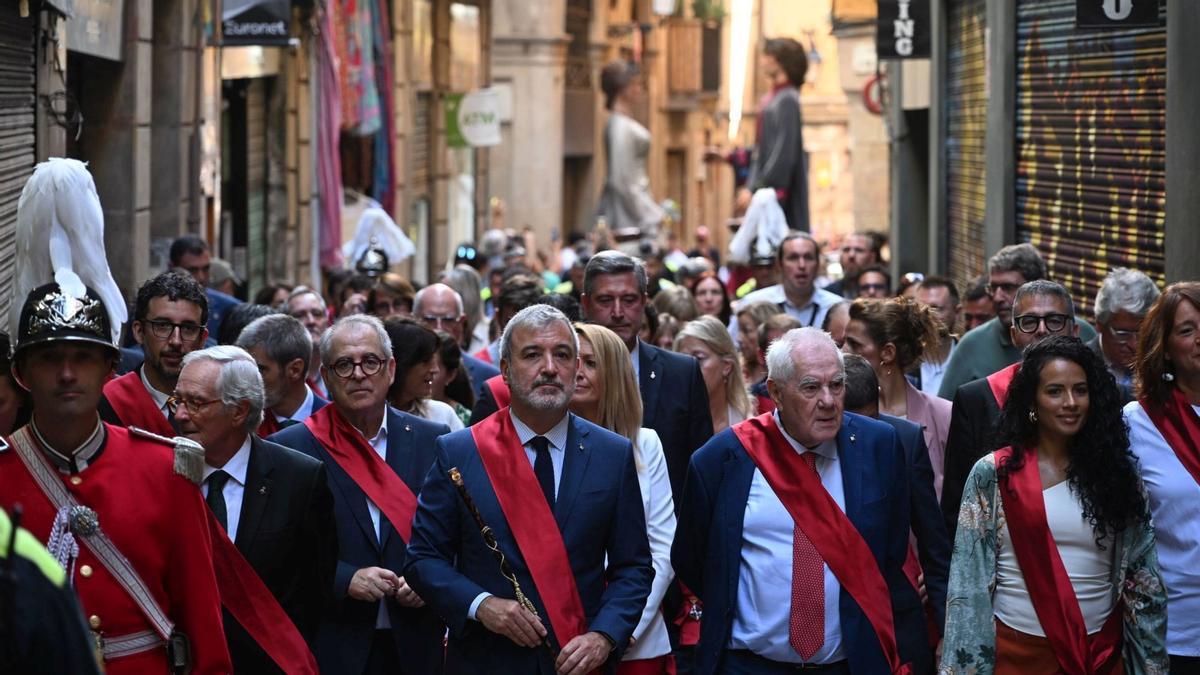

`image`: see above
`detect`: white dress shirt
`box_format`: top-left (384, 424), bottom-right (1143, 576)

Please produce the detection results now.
top-left (729, 285), bottom-right (843, 347)
top-left (357, 412), bottom-right (392, 629)
top-left (630, 340), bottom-right (642, 380)
top-left (139, 366), bottom-right (172, 420)
top-left (729, 411), bottom-right (846, 664)
top-left (1125, 400), bottom-right (1200, 655)
top-left (623, 428), bottom-right (676, 661)
top-left (919, 338), bottom-right (957, 397)
top-left (202, 437), bottom-right (252, 542)
top-left (467, 410), bottom-right (571, 620)
top-left (276, 385), bottom-right (316, 424)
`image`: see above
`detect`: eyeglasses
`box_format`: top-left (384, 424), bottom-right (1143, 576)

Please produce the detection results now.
top-left (1105, 325), bottom-right (1139, 343)
top-left (795, 379), bottom-right (846, 400)
top-left (144, 319), bottom-right (204, 342)
top-left (329, 355), bottom-right (386, 379)
top-left (167, 394), bottom-right (223, 416)
top-left (1013, 313), bottom-right (1070, 334)
top-left (419, 315), bottom-right (459, 329)
top-left (986, 282), bottom-right (1022, 297)
top-left (901, 272), bottom-right (925, 285)
top-left (290, 308), bottom-right (326, 320)
top-left (858, 283), bottom-right (889, 294)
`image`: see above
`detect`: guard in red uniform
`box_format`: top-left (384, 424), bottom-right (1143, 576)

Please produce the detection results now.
top-left (0, 282), bottom-right (231, 674)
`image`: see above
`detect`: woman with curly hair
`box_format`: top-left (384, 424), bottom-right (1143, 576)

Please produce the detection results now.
top-left (1123, 281), bottom-right (1200, 671)
top-left (941, 336), bottom-right (1166, 674)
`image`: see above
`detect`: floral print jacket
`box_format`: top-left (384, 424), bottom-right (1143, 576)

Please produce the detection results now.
top-left (939, 455), bottom-right (1168, 675)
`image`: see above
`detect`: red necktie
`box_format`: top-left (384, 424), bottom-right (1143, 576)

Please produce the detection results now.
top-left (789, 452), bottom-right (825, 660)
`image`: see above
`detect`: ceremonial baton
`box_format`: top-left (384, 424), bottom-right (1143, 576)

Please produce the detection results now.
top-left (447, 467), bottom-right (557, 655)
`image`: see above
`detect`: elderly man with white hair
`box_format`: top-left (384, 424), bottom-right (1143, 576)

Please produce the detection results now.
top-left (1091, 267), bottom-right (1161, 390)
top-left (174, 345), bottom-right (337, 673)
top-left (673, 327), bottom-right (929, 674)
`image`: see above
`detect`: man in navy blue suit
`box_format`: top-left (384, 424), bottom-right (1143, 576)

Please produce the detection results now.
top-left (581, 251), bottom-right (713, 498)
top-left (405, 304), bottom-right (653, 675)
top-left (673, 327), bottom-right (924, 674)
top-left (237, 314), bottom-right (330, 437)
top-left (270, 315), bottom-right (450, 675)
top-left (413, 283), bottom-right (500, 404)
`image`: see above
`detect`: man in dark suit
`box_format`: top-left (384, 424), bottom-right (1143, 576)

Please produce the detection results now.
top-left (843, 354), bottom-right (950, 666)
top-left (413, 283), bottom-right (500, 403)
top-left (941, 280), bottom-right (1081, 536)
top-left (238, 314), bottom-right (331, 437)
top-left (174, 345), bottom-right (337, 673)
top-left (405, 305), bottom-right (653, 675)
top-left (581, 250), bottom-right (713, 498)
top-left (673, 327), bottom-right (923, 674)
top-left (270, 315), bottom-right (450, 675)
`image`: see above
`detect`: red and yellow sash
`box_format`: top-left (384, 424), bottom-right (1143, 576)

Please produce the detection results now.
top-left (470, 408), bottom-right (588, 650)
top-left (102, 371), bottom-right (174, 436)
top-left (732, 413), bottom-right (911, 674)
top-left (994, 446), bottom-right (1123, 674)
top-left (1141, 388), bottom-right (1200, 489)
top-left (303, 405), bottom-right (418, 542)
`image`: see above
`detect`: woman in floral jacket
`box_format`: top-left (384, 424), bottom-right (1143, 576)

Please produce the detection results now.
top-left (940, 337), bottom-right (1167, 674)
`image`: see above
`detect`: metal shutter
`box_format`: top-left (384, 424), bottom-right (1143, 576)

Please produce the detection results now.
top-left (1015, 0), bottom-right (1166, 319)
top-left (0, 6), bottom-right (36, 318)
top-left (944, 0), bottom-right (988, 293)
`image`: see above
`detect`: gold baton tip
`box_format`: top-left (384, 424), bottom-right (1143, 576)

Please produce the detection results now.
top-left (448, 467), bottom-right (464, 486)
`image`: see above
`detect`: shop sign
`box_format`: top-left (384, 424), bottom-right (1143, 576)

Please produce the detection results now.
top-left (223, 0), bottom-right (291, 46)
top-left (446, 89), bottom-right (502, 148)
top-left (876, 0), bottom-right (930, 59)
top-left (64, 0), bottom-right (126, 62)
top-left (1076, 0), bottom-right (1160, 28)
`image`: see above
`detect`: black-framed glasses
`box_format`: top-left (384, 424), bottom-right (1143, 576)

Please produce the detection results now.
top-left (330, 355), bottom-right (386, 379)
top-left (1014, 313), bottom-right (1070, 334)
top-left (986, 282), bottom-right (1022, 297)
top-left (167, 395), bottom-right (223, 416)
top-left (144, 319), bottom-right (204, 342)
top-left (858, 283), bottom-right (890, 294)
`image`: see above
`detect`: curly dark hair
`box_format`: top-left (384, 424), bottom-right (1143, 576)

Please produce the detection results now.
top-left (134, 270), bottom-right (209, 325)
top-left (994, 335), bottom-right (1146, 548)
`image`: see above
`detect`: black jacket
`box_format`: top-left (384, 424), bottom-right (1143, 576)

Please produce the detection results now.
top-left (939, 378), bottom-right (1002, 538)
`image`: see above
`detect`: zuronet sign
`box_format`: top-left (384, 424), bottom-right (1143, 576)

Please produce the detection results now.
top-left (446, 89), bottom-right (502, 148)
top-left (876, 0), bottom-right (930, 59)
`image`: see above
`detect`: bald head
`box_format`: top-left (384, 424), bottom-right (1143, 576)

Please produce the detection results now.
top-left (413, 283), bottom-right (467, 345)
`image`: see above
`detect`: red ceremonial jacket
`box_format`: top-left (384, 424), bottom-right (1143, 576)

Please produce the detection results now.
top-left (0, 424), bottom-right (232, 674)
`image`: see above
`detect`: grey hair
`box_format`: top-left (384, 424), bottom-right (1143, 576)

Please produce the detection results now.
top-left (765, 326), bottom-right (844, 386)
top-left (236, 314), bottom-right (313, 372)
top-left (1012, 280), bottom-right (1075, 323)
top-left (413, 283), bottom-right (464, 317)
top-left (180, 345), bottom-right (265, 433)
top-left (440, 265), bottom-right (484, 324)
top-left (583, 250), bottom-right (648, 296)
top-left (1094, 268), bottom-right (1160, 325)
top-left (286, 285), bottom-right (327, 311)
top-left (319, 314), bottom-right (393, 367)
top-left (988, 243), bottom-right (1047, 282)
top-left (499, 304), bottom-right (579, 365)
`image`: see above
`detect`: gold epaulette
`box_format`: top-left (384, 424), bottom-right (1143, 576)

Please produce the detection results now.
top-left (128, 426), bottom-right (205, 486)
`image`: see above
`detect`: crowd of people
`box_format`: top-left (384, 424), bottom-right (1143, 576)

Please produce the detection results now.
top-left (3, 162), bottom-right (1199, 675)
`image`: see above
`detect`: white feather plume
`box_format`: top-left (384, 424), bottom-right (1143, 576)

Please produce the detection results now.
top-left (342, 201), bottom-right (415, 269)
top-left (728, 188), bottom-right (790, 265)
top-left (11, 158), bottom-right (127, 345)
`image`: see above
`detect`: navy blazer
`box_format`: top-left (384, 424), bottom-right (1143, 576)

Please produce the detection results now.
top-left (638, 341), bottom-right (713, 499)
top-left (404, 414), bottom-right (654, 675)
top-left (878, 413), bottom-right (951, 643)
top-left (269, 408), bottom-right (451, 675)
top-left (672, 413), bottom-right (926, 675)
top-left (462, 353), bottom-right (500, 402)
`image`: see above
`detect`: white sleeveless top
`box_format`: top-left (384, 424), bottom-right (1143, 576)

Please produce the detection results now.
top-left (993, 480), bottom-right (1115, 636)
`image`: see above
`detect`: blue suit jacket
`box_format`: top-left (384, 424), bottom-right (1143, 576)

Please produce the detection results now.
top-left (269, 408), bottom-right (451, 675)
top-left (404, 413), bottom-right (654, 675)
top-left (638, 341), bottom-right (713, 499)
top-left (878, 413), bottom-right (951, 643)
top-left (672, 413), bottom-right (926, 674)
top-left (462, 353), bottom-right (500, 402)
top-left (205, 287), bottom-right (240, 338)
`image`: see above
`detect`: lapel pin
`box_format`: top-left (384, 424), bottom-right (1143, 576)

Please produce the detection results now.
top-left (578, 443), bottom-right (584, 451)
top-left (849, 434), bottom-right (856, 443)
top-left (650, 370), bottom-right (656, 380)
top-left (258, 485), bottom-right (268, 495)
top-left (404, 424), bottom-right (411, 432)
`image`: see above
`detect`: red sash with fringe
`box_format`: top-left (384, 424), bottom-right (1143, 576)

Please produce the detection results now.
top-left (470, 409), bottom-right (588, 650)
top-left (1141, 388), bottom-right (1200, 488)
top-left (994, 446), bottom-right (1123, 674)
top-left (102, 372), bottom-right (174, 437)
top-left (732, 414), bottom-right (911, 674)
top-left (303, 405), bottom-right (418, 542)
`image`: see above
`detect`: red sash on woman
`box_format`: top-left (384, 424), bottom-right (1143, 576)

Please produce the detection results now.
top-left (994, 446), bottom-right (1123, 674)
top-left (303, 405), bottom-right (418, 542)
top-left (731, 414), bottom-right (911, 674)
top-left (987, 363), bottom-right (1021, 408)
top-left (102, 372), bottom-right (175, 436)
top-left (470, 408), bottom-right (588, 650)
top-left (486, 375), bottom-right (511, 409)
top-left (1141, 388), bottom-right (1200, 488)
